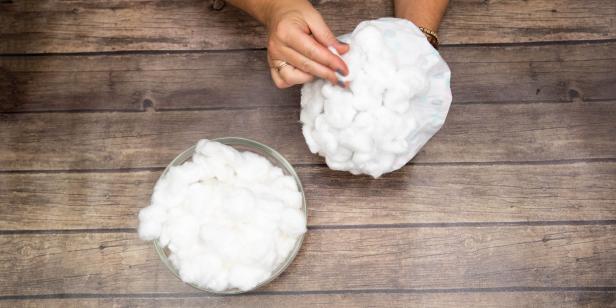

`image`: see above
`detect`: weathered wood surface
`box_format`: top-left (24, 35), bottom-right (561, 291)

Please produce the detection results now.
top-left (2, 225), bottom-right (615, 295)
top-left (2, 42), bottom-right (615, 112)
top-left (1, 0), bottom-right (615, 53)
top-left (1, 0), bottom-right (615, 306)
top-left (1, 292), bottom-right (614, 308)
top-left (1, 162), bottom-right (615, 230)
top-left (1, 101), bottom-right (614, 171)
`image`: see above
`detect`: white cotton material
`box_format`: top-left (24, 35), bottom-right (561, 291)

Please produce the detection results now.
top-left (301, 18), bottom-right (452, 178)
top-left (138, 139), bottom-right (306, 292)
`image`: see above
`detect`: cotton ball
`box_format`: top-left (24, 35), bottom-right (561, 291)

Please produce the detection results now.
top-left (223, 187), bottom-right (256, 221)
top-left (271, 175), bottom-right (297, 191)
top-left (302, 125), bottom-right (319, 153)
top-left (137, 205), bottom-right (166, 240)
top-left (164, 161), bottom-right (202, 187)
top-left (196, 139), bottom-right (241, 167)
top-left (275, 190), bottom-right (303, 209)
top-left (300, 18), bottom-right (452, 178)
top-left (177, 251), bottom-right (217, 285)
top-left (279, 208), bottom-right (308, 237)
top-left (161, 214), bottom-right (200, 251)
top-left (267, 166), bottom-right (284, 180)
top-left (275, 235), bottom-right (298, 262)
top-left (255, 198), bottom-right (285, 224)
top-left (139, 140), bottom-right (306, 292)
top-left (203, 155), bottom-right (234, 182)
top-left (241, 225), bottom-right (276, 264)
top-left (236, 151), bottom-right (272, 182)
top-left (229, 265), bottom-right (270, 291)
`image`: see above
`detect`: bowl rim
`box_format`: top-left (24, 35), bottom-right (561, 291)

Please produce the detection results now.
top-left (152, 137), bottom-right (307, 294)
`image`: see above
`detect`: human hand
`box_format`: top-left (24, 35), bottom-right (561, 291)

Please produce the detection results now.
top-left (262, 0), bottom-right (350, 88)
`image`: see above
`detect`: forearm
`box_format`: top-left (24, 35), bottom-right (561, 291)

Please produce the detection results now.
top-left (394, 0), bottom-right (449, 32)
top-left (226, 0), bottom-right (275, 25)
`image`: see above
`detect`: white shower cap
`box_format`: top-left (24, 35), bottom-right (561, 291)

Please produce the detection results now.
top-left (300, 18), bottom-right (452, 178)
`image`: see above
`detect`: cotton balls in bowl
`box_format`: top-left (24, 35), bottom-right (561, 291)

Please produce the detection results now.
top-left (301, 18), bottom-right (452, 178)
top-left (138, 138), bottom-right (307, 293)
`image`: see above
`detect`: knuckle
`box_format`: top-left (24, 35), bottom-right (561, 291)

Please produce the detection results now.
top-left (274, 22), bottom-right (291, 42)
top-left (273, 78), bottom-right (285, 89)
top-left (320, 30), bottom-right (335, 42)
top-left (306, 45), bottom-right (318, 58)
top-left (306, 46), bottom-right (315, 58)
top-left (301, 60), bottom-right (311, 72)
top-left (267, 39), bottom-right (277, 52)
top-left (326, 54), bottom-right (339, 68)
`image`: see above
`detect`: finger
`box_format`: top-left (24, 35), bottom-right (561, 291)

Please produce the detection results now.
top-left (286, 29), bottom-right (349, 76)
top-left (269, 67), bottom-right (291, 89)
top-left (306, 12), bottom-right (350, 55)
top-left (281, 46), bottom-right (343, 87)
top-left (267, 53), bottom-right (291, 88)
top-left (268, 56), bottom-right (291, 88)
top-left (270, 57), bottom-right (314, 86)
top-left (278, 64), bottom-right (314, 85)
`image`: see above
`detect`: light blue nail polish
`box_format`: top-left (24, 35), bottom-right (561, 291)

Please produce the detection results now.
top-left (335, 69), bottom-right (346, 79)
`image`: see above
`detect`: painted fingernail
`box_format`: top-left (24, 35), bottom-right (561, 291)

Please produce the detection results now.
top-left (337, 79), bottom-right (345, 87)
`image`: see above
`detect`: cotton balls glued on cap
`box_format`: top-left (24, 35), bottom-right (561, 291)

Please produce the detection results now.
top-left (300, 18), bottom-right (452, 178)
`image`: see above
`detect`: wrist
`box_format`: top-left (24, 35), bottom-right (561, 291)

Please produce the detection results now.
top-left (261, 0), bottom-right (312, 29)
top-left (394, 0), bottom-right (448, 32)
top-left (417, 26), bottom-right (439, 49)
top-left (227, 0), bottom-right (278, 26)
top-left (399, 12), bottom-right (441, 33)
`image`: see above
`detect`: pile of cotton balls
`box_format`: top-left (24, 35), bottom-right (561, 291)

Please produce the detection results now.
top-left (138, 139), bottom-right (306, 292)
top-left (301, 18), bottom-right (452, 178)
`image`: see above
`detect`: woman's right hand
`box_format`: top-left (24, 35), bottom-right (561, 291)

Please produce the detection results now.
top-left (261, 0), bottom-right (350, 88)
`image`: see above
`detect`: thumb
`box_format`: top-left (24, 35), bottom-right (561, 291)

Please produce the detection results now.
top-left (306, 13), bottom-right (349, 55)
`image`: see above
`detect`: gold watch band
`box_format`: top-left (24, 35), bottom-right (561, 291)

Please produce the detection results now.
top-left (418, 26), bottom-right (440, 50)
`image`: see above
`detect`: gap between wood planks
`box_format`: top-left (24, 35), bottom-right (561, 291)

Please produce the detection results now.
top-left (2, 100), bottom-right (614, 115)
top-left (0, 287), bottom-right (615, 300)
top-left (1, 157), bottom-right (615, 174)
top-left (1, 38), bottom-right (616, 57)
top-left (3, 220), bottom-right (616, 235)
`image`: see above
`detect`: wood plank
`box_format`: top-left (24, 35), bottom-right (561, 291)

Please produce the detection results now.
top-left (2, 162), bottom-right (615, 230)
top-left (0, 50), bottom-right (296, 112)
top-left (2, 42), bottom-right (615, 112)
top-left (0, 101), bottom-right (615, 171)
top-left (1, 0), bottom-right (615, 53)
top-left (1, 292), bottom-right (614, 308)
top-left (1, 225), bottom-right (615, 295)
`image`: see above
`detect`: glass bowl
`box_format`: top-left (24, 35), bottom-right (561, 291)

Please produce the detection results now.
top-left (153, 137), bottom-right (307, 294)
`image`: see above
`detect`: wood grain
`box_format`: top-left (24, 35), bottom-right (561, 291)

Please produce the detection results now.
top-left (0, 101), bottom-right (615, 171)
top-left (1, 292), bottom-right (614, 308)
top-left (1, 225), bottom-right (615, 295)
top-left (1, 0), bottom-right (615, 53)
top-left (0, 50), bottom-right (296, 112)
top-left (2, 42), bottom-right (615, 112)
top-left (1, 162), bottom-right (615, 230)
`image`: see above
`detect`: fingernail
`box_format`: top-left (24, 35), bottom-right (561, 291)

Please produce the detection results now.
top-left (337, 79), bottom-right (345, 87)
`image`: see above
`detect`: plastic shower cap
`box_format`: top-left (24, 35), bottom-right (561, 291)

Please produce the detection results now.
top-left (300, 18), bottom-right (452, 178)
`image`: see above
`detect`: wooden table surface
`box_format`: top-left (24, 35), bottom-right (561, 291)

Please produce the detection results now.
top-left (1, 0), bottom-right (616, 307)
